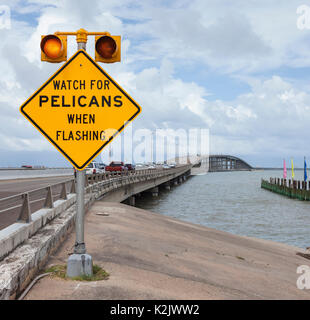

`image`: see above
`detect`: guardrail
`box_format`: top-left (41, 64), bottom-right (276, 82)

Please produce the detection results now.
top-left (0, 179), bottom-right (75, 225)
top-left (0, 166), bottom-right (191, 228)
top-left (85, 166), bottom-right (191, 197)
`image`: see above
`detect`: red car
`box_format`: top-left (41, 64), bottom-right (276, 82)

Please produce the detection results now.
top-left (125, 163), bottom-right (135, 171)
top-left (105, 161), bottom-right (127, 172)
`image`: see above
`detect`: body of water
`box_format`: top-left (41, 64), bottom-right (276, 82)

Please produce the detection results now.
top-left (135, 170), bottom-right (310, 249)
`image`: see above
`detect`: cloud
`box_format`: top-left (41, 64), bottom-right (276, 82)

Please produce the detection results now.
top-left (206, 76), bottom-right (310, 158)
top-left (0, 0), bottom-right (309, 167)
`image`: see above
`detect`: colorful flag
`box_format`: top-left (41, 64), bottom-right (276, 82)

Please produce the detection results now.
top-left (291, 159), bottom-right (295, 180)
top-left (283, 159), bottom-right (287, 179)
top-left (304, 157), bottom-right (307, 182)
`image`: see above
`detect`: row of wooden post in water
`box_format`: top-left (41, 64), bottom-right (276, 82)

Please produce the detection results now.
top-left (261, 177), bottom-right (310, 201)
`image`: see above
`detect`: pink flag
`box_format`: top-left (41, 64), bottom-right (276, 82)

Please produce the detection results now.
top-left (283, 159), bottom-right (287, 179)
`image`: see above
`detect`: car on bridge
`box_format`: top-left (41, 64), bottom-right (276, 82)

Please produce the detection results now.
top-left (21, 165), bottom-right (32, 169)
top-left (105, 161), bottom-right (128, 172)
top-left (125, 163), bottom-right (135, 171)
top-left (85, 162), bottom-right (104, 175)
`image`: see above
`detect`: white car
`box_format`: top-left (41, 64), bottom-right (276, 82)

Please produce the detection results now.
top-left (85, 162), bottom-right (104, 175)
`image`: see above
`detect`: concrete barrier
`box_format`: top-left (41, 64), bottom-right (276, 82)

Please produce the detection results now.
top-left (0, 194), bottom-right (76, 261)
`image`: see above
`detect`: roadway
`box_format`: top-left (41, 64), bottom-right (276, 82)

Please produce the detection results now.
top-left (0, 175), bottom-right (73, 199)
top-left (0, 175), bottom-right (73, 231)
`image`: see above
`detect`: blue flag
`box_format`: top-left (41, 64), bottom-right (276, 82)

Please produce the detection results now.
top-left (304, 157), bottom-right (307, 182)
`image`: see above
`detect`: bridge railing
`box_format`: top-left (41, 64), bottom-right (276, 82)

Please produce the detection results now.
top-left (86, 166), bottom-right (191, 194)
top-left (0, 179), bottom-right (75, 227)
top-left (0, 165), bottom-right (191, 229)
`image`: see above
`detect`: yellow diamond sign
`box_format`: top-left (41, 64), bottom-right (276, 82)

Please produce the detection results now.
top-left (20, 50), bottom-right (141, 170)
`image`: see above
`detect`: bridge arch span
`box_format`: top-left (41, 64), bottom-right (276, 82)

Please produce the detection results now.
top-left (208, 155), bottom-right (252, 172)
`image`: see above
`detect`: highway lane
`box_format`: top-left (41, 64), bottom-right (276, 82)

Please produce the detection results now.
top-left (0, 175), bottom-right (74, 230)
top-left (0, 175), bottom-right (73, 199)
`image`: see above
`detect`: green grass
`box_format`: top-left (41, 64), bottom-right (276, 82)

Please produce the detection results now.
top-left (45, 264), bottom-right (109, 281)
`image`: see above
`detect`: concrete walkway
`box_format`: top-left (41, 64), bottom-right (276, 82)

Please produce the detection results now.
top-left (25, 202), bottom-right (310, 299)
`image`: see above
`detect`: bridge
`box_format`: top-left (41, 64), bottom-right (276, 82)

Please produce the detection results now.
top-left (189, 154), bottom-right (253, 173)
top-left (208, 155), bottom-right (253, 172)
top-left (0, 154), bottom-right (252, 232)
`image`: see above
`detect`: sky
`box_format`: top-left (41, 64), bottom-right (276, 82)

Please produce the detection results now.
top-left (0, 0), bottom-right (310, 167)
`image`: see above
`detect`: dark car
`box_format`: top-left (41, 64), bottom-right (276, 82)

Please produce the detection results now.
top-left (125, 163), bottom-right (135, 171)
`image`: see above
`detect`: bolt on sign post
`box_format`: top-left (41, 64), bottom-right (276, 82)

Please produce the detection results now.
top-left (20, 29), bottom-right (141, 277)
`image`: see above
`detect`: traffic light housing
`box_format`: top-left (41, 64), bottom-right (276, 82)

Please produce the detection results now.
top-left (95, 35), bottom-right (121, 63)
top-left (41, 34), bottom-right (67, 63)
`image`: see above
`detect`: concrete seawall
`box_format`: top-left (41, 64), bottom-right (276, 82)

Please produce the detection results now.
top-left (24, 202), bottom-right (310, 300)
top-left (0, 193), bottom-right (95, 300)
top-left (0, 194), bottom-right (76, 261)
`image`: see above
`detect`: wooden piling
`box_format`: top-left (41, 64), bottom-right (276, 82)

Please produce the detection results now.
top-left (261, 178), bottom-right (310, 201)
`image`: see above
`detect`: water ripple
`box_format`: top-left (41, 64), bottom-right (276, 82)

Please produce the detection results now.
top-left (135, 170), bottom-right (310, 249)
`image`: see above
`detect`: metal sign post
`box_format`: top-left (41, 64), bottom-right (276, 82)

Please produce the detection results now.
top-left (74, 170), bottom-right (86, 254)
top-left (67, 38), bottom-right (92, 277)
top-left (19, 29), bottom-right (142, 278)
top-left (66, 167), bottom-right (93, 278)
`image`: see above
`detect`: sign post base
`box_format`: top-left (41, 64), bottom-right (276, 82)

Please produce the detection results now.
top-left (66, 253), bottom-right (93, 278)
